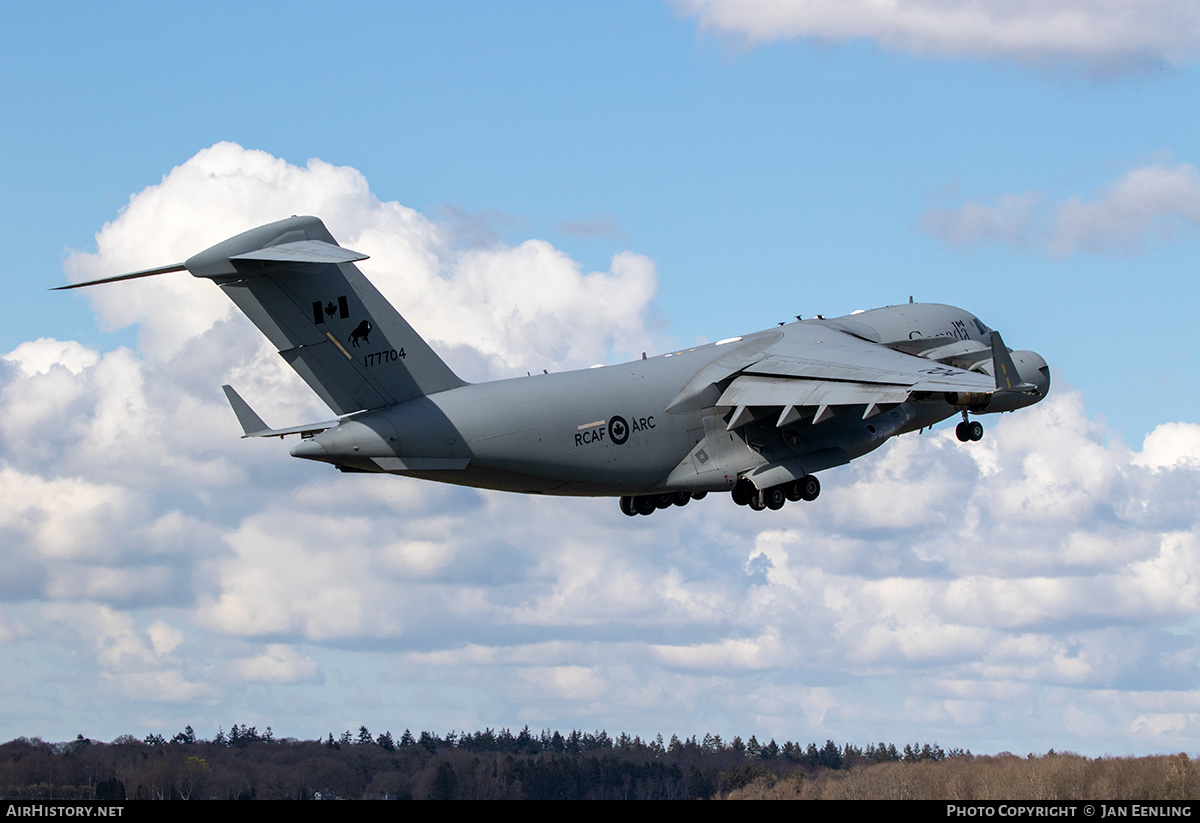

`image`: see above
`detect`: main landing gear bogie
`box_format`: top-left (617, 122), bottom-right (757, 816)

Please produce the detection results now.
top-left (621, 472), bottom-right (821, 516)
top-left (730, 475), bottom-right (820, 512)
top-left (620, 490), bottom-right (707, 517)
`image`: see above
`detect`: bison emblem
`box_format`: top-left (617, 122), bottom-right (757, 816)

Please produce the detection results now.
top-left (348, 320), bottom-right (373, 347)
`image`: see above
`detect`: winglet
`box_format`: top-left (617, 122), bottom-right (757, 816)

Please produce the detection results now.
top-left (989, 331), bottom-right (1037, 392)
top-left (222, 385), bottom-right (271, 437)
top-left (221, 385), bottom-right (340, 439)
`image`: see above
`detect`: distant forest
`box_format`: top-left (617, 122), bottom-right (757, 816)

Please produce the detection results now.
top-left (1, 726), bottom-right (1195, 800)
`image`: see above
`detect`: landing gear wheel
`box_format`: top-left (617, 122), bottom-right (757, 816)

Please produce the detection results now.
top-left (691, 491), bottom-right (707, 501)
top-left (654, 493), bottom-right (674, 510)
top-left (956, 421), bottom-right (971, 442)
top-left (764, 486), bottom-right (786, 510)
top-left (785, 480), bottom-right (804, 502)
top-left (731, 479), bottom-right (755, 506)
top-left (968, 420), bottom-right (984, 441)
top-left (799, 475), bottom-right (820, 501)
top-left (620, 496), bottom-right (636, 516)
top-left (635, 496), bottom-right (657, 516)
top-left (749, 492), bottom-right (766, 511)
top-left (672, 491), bottom-right (691, 507)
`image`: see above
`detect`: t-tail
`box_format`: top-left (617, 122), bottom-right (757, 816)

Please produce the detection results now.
top-left (59, 216), bottom-right (466, 416)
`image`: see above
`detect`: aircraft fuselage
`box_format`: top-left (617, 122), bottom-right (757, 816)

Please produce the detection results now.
top-left (290, 304), bottom-right (1048, 498)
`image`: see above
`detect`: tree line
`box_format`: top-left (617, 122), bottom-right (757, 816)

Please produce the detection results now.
top-left (140, 723), bottom-right (960, 769)
top-left (1, 727), bottom-right (1192, 800)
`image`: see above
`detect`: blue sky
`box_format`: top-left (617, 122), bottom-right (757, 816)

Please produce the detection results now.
top-left (10, 2), bottom-right (1200, 439)
top-left (4, 1), bottom-right (1200, 756)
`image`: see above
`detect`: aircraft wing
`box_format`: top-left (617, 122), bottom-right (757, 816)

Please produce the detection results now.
top-left (668, 324), bottom-right (999, 431)
top-left (893, 337), bottom-right (990, 368)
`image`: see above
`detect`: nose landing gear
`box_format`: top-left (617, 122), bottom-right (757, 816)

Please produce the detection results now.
top-left (956, 412), bottom-right (984, 443)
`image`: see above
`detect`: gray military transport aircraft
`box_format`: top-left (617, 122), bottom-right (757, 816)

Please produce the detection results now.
top-left (59, 216), bottom-right (1049, 516)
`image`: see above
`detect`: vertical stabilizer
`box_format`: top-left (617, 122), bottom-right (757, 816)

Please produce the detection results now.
top-left (185, 216), bottom-right (465, 415)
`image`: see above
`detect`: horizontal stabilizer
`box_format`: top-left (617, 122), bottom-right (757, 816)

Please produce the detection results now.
top-left (221, 384), bottom-right (336, 439)
top-left (229, 239), bottom-right (368, 265)
top-left (52, 263), bottom-right (187, 291)
top-left (63, 217), bottom-right (466, 416)
top-left (52, 239), bottom-right (365, 291)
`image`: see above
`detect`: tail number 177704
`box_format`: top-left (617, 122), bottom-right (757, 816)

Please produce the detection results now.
top-left (366, 348), bottom-right (405, 367)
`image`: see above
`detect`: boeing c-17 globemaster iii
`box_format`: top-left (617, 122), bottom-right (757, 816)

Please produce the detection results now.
top-left (59, 216), bottom-right (1050, 516)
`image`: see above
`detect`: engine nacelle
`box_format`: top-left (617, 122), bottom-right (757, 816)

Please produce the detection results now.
top-left (949, 350), bottom-right (1050, 413)
top-left (944, 391), bottom-right (992, 412)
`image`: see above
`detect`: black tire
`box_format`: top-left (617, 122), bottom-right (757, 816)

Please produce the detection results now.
top-left (765, 486), bottom-right (786, 510)
top-left (749, 492), bottom-right (766, 511)
top-left (654, 493), bottom-right (674, 510)
top-left (784, 479), bottom-right (803, 502)
top-left (691, 491), bottom-right (707, 501)
top-left (635, 496), bottom-right (657, 516)
top-left (969, 420), bottom-right (984, 441)
top-left (799, 475), bottom-right (820, 501)
top-left (672, 491), bottom-right (691, 507)
top-left (620, 496), bottom-right (636, 516)
top-left (956, 421), bottom-right (971, 442)
top-left (731, 479), bottom-right (754, 506)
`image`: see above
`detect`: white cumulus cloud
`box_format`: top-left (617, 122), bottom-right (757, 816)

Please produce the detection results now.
top-left (677, 0), bottom-right (1200, 71)
top-left (8, 143), bottom-right (1200, 752)
top-left (922, 163), bottom-right (1200, 256)
top-left (232, 645), bottom-right (321, 685)
top-left (64, 142), bottom-right (663, 379)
